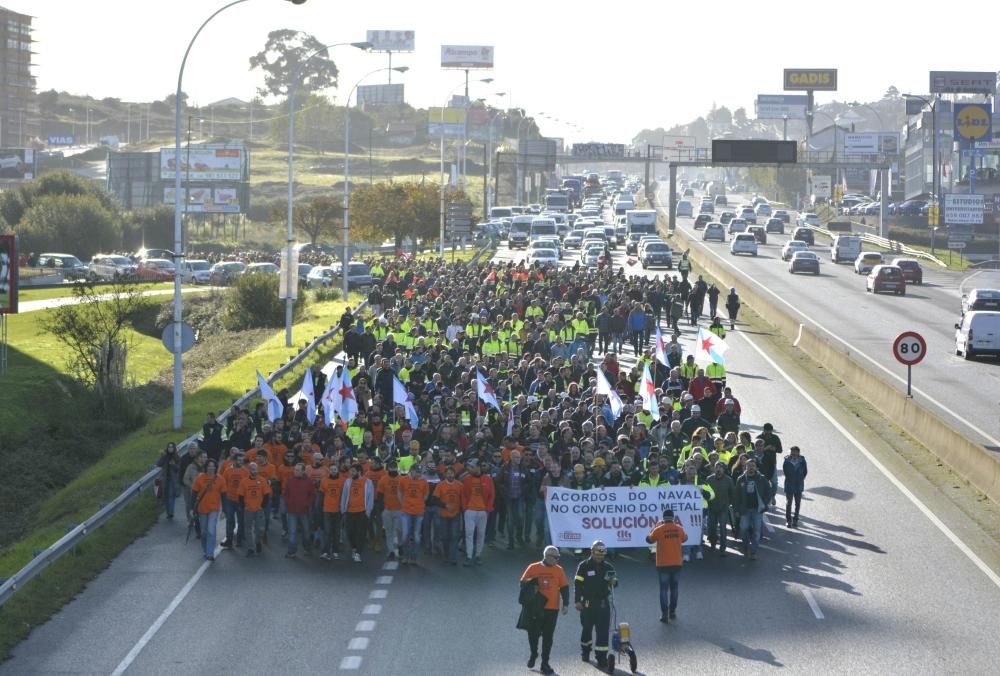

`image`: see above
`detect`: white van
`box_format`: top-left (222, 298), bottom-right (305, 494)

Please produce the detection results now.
top-left (490, 206), bottom-right (513, 220)
top-left (955, 311), bottom-right (1000, 359)
top-left (831, 235), bottom-right (861, 263)
top-left (530, 218), bottom-right (558, 241)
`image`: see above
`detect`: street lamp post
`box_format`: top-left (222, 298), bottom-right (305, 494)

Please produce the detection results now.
top-left (344, 66), bottom-right (409, 299)
top-left (285, 40), bottom-right (372, 347)
top-left (171, 0), bottom-right (309, 430)
top-left (515, 113), bottom-right (534, 205)
top-left (439, 79), bottom-right (485, 257)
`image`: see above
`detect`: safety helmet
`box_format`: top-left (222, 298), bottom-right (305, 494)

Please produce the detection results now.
top-left (591, 540), bottom-right (607, 555)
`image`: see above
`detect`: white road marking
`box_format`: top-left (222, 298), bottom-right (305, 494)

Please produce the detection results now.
top-left (793, 323), bottom-right (803, 347)
top-left (375, 575), bottom-right (393, 585)
top-left (355, 620), bottom-right (376, 632)
top-left (362, 604), bottom-right (382, 615)
top-left (110, 544), bottom-right (221, 675)
top-left (369, 589), bottom-right (388, 599)
top-left (735, 330), bottom-right (1000, 590)
top-left (339, 656), bottom-right (363, 670)
top-left (802, 589), bottom-right (825, 619)
top-left (347, 637), bottom-right (370, 651)
top-left (382, 561), bottom-right (399, 571)
top-left (661, 191), bottom-right (1000, 448)
top-left (763, 515), bottom-right (775, 534)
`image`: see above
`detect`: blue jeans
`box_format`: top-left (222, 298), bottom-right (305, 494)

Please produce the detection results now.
top-left (438, 514), bottom-right (461, 562)
top-left (223, 496), bottom-right (243, 545)
top-left (164, 479), bottom-right (177, 517)
top-left (198, 511), bottom-right (219, 559)
top-left (401, 513), bottom-right (424, 560)
top-left (657, 566), bottom-right (681, 615)
top-left (740, 510), bottom-right (763, 554)
top-left (533, 501), bottom-right (547, 545)
top-left (287, 512), bottom-right (310, 555)
top-left (505, 496), bottom-right (525, 546)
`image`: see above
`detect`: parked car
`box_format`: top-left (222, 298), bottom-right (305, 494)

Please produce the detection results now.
top-left (703, 223), bottom-right (726, 242)
top-left (955, 311), bottom-right (1000, 359)
top-left (89, 254), bottom-right (137, 281)
top-left (37, 252), bottom-right (90, 280)
top-left (331, 262), bottom-right (373, 289)
top-left (891, 258), bottom-right (923, 285)
top-left (136, 258), bottom-right (175, 282)
top-left (792, 227), bottom-right (815, 246)
top-left (135, 247), bottom-right (175, 261)
top-left (765, 217), bottom-right (785, 234)
top-left (306, 265), bottom-right (335, 288)
top-left (730, 233), bottom-right (758, 256)
top-left (867, 264), bottom-right (906, 295)
top-left (896, 199), bottom-right (927, 217)
top-left (788, 251), bottom-right (820, 274)
top-left (245, 262), bottom-right (280, 275)
top-left (181, 259), bottom-right (212, 285)
top-left (854, 251), bottom-right (884, 275)
top-left (298, 263), bottom-right (313, 285)
top-left (209, 261), bottom-right (246, 285)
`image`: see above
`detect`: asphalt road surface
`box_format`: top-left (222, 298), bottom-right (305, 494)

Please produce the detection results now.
top-left (4, 242), bottom-right (1000, 675)
top-left (658, 184), bottom-right (1000, 454)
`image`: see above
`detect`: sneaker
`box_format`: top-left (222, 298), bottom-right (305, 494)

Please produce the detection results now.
top-left (527, 654), bottom-right (538, 669)
top-left (669, 610), bottom-right (677, 620)
top-left (659, 615), bottom-right (668, 623)
top-left (695, 551), bottom-right (703, 560)
top-left (540, 663), bottom-right (555, 675)
top-left (220, 540), bottom-right (233, 550)
top-left (464, 558), bottom-right (473, 567)
top-left (320, 553), bottom-right (331, 561)
top-left (285, 552), bottom-right (296, 559)
top-left (352, 551), bottom-right (362, 563)
top-left (682, 554), bottom-right (690, 562)
top-left (332, 552), bottom-right (340, 560)
top-left (750, 553), bottom-right (757, 561)
top-left (474, 556), bottom-right (483, 566)
top-left (387, 551), bottom-right (397, 561)
top-left (206, 555), bottom-right (215, 562)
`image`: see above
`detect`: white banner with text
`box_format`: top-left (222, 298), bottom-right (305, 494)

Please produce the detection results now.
top-left (546, 485), bottom-right (703, 549)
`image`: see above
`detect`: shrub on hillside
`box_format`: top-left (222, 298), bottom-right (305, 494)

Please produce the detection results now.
top-left (222, 273), bottom-right (307, 331)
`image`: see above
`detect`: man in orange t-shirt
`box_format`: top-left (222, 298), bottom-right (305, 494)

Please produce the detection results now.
top-left (461, 460), bottom-right (495, 565)
top-left (319, 464), bottom-right (346, 561)
top-left (399, 464), bottom-right (429, 565)
top-left (238, 462), bottom-right (272, 556)
top-left (433, 466), bottom-right (464, 564)
top-left (221, 452), bottom-right (249, 549)
top-left (376, 460), bottom-right (405, 561)
top-left (646, 509), bottom-right (688, 623)
top-left (191, 459), bottom-right (225, 561)
top-left (520, 545), bottom-right (569, 674)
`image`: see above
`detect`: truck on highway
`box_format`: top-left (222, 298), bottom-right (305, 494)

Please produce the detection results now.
top-left (707, 180), bottom-right (726, 197)
top-left (561, 177), bottom-right (583, 208)
top-left (625, 209), bottom-right (658, 237)
top-left (544, 191), bottom-right (570, 213)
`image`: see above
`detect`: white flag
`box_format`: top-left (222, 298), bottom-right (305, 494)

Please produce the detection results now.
top-left (477, 372), bottom-right (502, 412)
top-left (640, 362), bottom-right (657, 417)
top-left (694, 327), bottom-right (729, 366)
top-left (321, 370), bottom-right (339, 426)
top-left (655, 325), bottom-right (669, 367)
top-left (299, 367), bottom-right (317, 425)
top-left (596, 369), bottom-right (623, 419)
top-left (393, 375), bottom-right (419, 428)
top-left (337, 366), bottom-right (359, 423)
top-left (256, 370), bottom-right (284, 422)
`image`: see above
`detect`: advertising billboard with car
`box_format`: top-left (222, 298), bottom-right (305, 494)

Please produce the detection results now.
top-left (0, 149), bottom-right (36, 179)
top-left (163, 186), bottom-right (242, 213)
top-left (0, 234), bottom-right (17, 314)
top-left (159, 145), bottom-right (245, 181)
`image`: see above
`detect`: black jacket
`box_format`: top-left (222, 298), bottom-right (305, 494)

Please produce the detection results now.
top-left (516, 579), bottom-right (546, 632)
top-left (574, 557), bottom-right (617, 607)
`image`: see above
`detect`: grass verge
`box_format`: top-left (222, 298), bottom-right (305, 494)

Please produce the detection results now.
top-left (0, 292), bottom-right (363, 660)
top-left (17, 282), bottom-right (180, 304)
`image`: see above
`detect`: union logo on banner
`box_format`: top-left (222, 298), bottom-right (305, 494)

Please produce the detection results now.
top-left (616, 530), bottom-right (632, 542)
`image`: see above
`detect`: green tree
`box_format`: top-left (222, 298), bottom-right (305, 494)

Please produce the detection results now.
top-left (351, 182), bottom-right (460, 249)
top-left (222, 272), bottom-right (307, 331)
top-left (0, 170), bottom-right (119, 228)
top-left (733, 107), bottom-right (749, 128)
top-left (270, 195), bottom-right (343, 244)
top-left (250, 30), bottom-right (339, 100)
top-left (16, 194), bottom-right (121, 259)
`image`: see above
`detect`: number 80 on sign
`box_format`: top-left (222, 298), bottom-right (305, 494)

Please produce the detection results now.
top-left (893, 331), bottom-right (926, 366)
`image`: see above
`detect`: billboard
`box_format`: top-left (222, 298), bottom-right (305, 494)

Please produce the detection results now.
top-left (929, 71), bottom-right (997, 95)
top-left (0, 234), bottom-right (17, 314)
top-left (783, 68), bottom-right (837, 91)
top-left (944, 194), bottom-right (984, 225)
top-left (571, 143), bottom-right (625, 159)
top-left (428, 107), bottom-right (466, 137)
top-left (0, 149), bottom-right (36, 179)
top-left (518, 139), bottom-right (557, 170)
top-left (48, 134), bottom-right (75, 146)
top-left (366, 30), bottom-right (415, 52)
top-left (357, 83), bottom-right (405, 106)
top-left (954, 103), bottom-right (992, 142)
top-left (163, 185), bottom-right (242, 213)
top-left (843, 132), bottom-right (900, 155)
top-left (756, 94), bottom-right (808, 119)
top-left (712, 140), bottom-right (797, 164)
top-left (441, 45), bottom-right (494, 69)
top-left (160, 145), bottom-right (244, 181)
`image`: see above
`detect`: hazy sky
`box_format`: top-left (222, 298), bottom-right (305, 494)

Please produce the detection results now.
top-left (26, 0), bottom-right (1000, 142)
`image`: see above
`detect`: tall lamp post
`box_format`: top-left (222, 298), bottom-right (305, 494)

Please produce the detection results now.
top-left (285, 40), bottom-right (372, 347)
top-left (343, 66), bottom-right (409, 299)
top-left (171, 0), bottom-right (309, 430)
top-left (515, 112), bottom-right (535, 205)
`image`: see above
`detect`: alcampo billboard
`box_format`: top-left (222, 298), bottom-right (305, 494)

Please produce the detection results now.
top-left (160, 145), bottom-right (244, 181)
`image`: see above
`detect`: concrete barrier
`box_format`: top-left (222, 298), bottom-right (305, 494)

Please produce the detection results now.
top-left (665, 211), bottom-right (1000, 504)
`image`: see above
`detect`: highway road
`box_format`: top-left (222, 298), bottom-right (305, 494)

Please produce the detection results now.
top-left (5, 239), bottom-right (1000, 675)
top-left (657, 183), bottom-right (1000, 454)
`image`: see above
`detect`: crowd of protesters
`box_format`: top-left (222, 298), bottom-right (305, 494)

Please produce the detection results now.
top-left (168, 251), bottom-right (807, 567)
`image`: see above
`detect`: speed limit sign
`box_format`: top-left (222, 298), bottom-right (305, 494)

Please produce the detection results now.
top-left (893, 331), bottom-right (926, 366)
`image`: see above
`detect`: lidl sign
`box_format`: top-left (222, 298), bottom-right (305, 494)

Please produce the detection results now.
top-left (954, 103), bottom-right (992, 142)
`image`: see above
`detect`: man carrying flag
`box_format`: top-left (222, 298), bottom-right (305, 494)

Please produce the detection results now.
top-left (295, 367), bottom-right (317, 426)
top-left (595, 369), bottom-right (622, 421)
top-left (694, 327), bottom-right (729, 387)
top-left (393, 374), bottom-right (420, 428)
top-left (640, 362), bottom-right (658, 418)
top-left (256, 371), bottom-right (285, 422)
top-left (477, 371), bottom-right (502, 413)
top-left (325, 365), bottom-right (358, 426)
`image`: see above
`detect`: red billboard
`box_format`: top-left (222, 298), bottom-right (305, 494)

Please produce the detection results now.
top-left (0, 234), bottom-right (17, 314)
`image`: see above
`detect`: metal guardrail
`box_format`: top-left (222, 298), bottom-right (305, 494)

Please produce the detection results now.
top-left (801, 224), bottom-right (948, 268)
top-left (0, 298), bottom-right (368, 608)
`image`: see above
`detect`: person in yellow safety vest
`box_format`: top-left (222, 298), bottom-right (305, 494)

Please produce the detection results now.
top-left (509, 315), bottom-right (525, 337)
top-left (370, 262), bottom-right (385, 279)
top-left (421, 315), bottom-right (437, 334)
top-left (709, 316), bottom-right (726, 340)
top-left (481, 331), bottom-right (503, 356)
top-left (397, 440), bottom-right (422, 473)
top-left (465, 315), bottom-right (484, 342)
top-left (681, 462), bottom-right (714, 560)
top-left (460, 409), bottom-right (471, 429)
top-left (392, 325), bottom-right (408, 347)
top-left (504, 335), bottom-right (522, 357)
top-left (548, 323), bottom-right (573, 344)
top-left (398, 361), bottom-right (411, 383)
top-left (571, 312), bottom-right (591, 341)
top-left (525, 303), bottom-right (545, 320)
top-left (372, 320), bottom-right (390, 342)
top-left (676, 444), bottom-right (708, 469)
top-left (497, 321), bottom-right (514, 344)
top-left (640, 457), bottom-right (669, 555)
top-left (346, 420), bottom-right (365, 448)
top-left (705, 362), bottom-right (726, 385)
top-left (679, 355), bottom-right (698, 384)
top-left (400, 316), bottom-right (414, 334)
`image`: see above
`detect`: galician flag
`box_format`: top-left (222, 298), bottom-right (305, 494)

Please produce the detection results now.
top-left (640, 362), bottom-right (658, 417)
top-left (256, 371), bottom-right (285, 423)
top-left (326, 365), bottom-right (358, 424)
top-left (655, 325), bottom-right (669, 367)
top-left (595, 369), bottom-right (623, 419)
top-left (393, 374), bottom-right (420, 428)
top-left (694, 327), bottom-right (729, 366)
top-left (299, 367), bottom-right (317, 425)
top-left (320, 369), bottom-right (339, 427)
top-left (477, 371), bottom-right (502, 412)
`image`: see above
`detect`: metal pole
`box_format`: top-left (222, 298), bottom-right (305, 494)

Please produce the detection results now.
top-left (932, 97), bottom-right (939, 209)
top-left (343, 90), bottom-right (351, 301)
top-left (907, 365), bottom-right (912, 398)
top-left (462, 69), bottom-right (469, 186)
top-left (173, 0), bottom-right (250, 430)
top-left (439, 105), bottom-right (446, 257)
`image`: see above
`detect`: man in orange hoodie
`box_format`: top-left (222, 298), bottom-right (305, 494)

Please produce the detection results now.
top-left (461, 459), bottom-right (495, 566)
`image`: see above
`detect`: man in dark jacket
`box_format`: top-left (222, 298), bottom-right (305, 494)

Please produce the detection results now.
top-left (705, 461), bottom-right (736, 556)
top-left (201, 412), bottom-right (223, 459)
top-left (782, 446), bottom-right (808, 528)
top-left (735, 459), bottom-right (771, 560)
